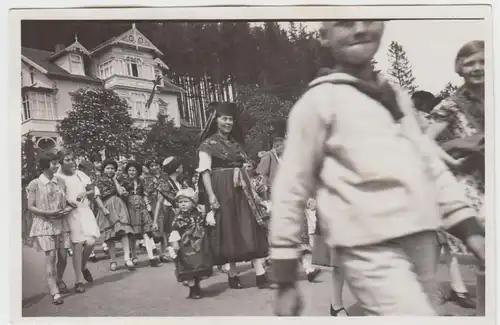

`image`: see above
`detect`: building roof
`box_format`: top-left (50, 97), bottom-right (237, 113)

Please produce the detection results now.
top-left (50, 36), bottom-right (91, 61)
top-left (21, 47), bottom-right (103, 84)
top-left (90, 24), bottom-right (163, 56)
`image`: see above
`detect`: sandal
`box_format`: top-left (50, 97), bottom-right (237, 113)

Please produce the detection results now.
top-left (75, 282), bottom-right (86, 293)
top-left (57, 280), bottom-right (69, 294)
top-left (52, 293), bottom-right (64, 305)
top-left (131, 257), bottom-right (139, 266)
top-left (125, 260), bottom-right (136, 271)
top-left (109, 261), bottom-right (118, 271)
top-left (159, 254), bottom-right (170, 263)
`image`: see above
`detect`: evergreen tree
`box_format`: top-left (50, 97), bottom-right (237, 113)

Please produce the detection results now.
top-left (437, 81), bottom-right (459, 100)
top-left (56, 88), bottom-right (141, 158)
top-left (387, 41), bottom-right (418, 94)
top-left (21, 133), bottom-right (38, 186)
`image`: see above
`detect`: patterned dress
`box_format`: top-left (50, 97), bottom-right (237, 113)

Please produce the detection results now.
top-left (171, 209), bottom-right (213, 282)
top-left (143, 172), bottom-right (174, 240)
top-left (94, 176), bottom-right (134, 242)
top-left (429, 85), bottom-right (485, 253)
top-left (26, 174), bottom-right (71, 252)
top-left (121, 176), bottom-right (154, 237)
top-left (198, 133), bottom-right (269, 265)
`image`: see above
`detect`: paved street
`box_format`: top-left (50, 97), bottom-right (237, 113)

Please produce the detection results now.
top-left (22, 245), bottom-right (480, 317)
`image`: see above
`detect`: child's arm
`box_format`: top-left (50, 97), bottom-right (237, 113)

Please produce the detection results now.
top-left (269, 89), bottom-right (328, 287)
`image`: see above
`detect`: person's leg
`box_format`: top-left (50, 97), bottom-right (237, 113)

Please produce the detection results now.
top-left (45, 250), bottom-right (59, 296)
top-left (107, 240), bottom-right (118, 270)
top-left (443, 241), bottom-right (475, 308)
top-left (330, 265), bottom-right (347, 316)
top-left (121, 235), bottom-right (132, 263)
top-left (55, 247), bottom-right (68, 293)
top-left (81, 238), bottom-right (95, 283)
top-left (72, 242), bottom-right (84, 284)
top-left (143, 233), bottom-right (155, 260)
top-left (338, 234), bottom-right (436, 316)
top-left (130, 236), bottom-right (137, 261)
top-left (227, 262), bottom-right (243, 289)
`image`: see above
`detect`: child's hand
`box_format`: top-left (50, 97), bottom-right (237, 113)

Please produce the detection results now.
top-left (206, 210), bottom-right (216, 226)
top-left (152, 222), bottom-right (159, 231)
top-left (76, 192), bottom-right (87, 202)
top-left (102, 208), bottom-right (110, 216)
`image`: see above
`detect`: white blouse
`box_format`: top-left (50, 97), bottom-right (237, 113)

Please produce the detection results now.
top-left (196, 151), bottom-right (212, 173)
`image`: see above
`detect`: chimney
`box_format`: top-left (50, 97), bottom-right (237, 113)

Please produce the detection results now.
top-left (54, 44), bottom-right (66, 54)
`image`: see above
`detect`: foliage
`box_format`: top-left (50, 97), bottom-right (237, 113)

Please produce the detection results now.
top-left (21, 133), bottom-right (38, 187)
top-left (437, 82), bottom-right (459, 101)
top-left (371, 59), bottom-right (381, 75)
top-left (235, 84), bottom-right (293, 159)
top-left (142, 114), bottom-right (199, 173)
top-left (57, 88), bottom-right (141, 159)
top-left (387, 41), bottom-right (418, 94)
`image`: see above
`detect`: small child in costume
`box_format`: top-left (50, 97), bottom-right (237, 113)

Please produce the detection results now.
top-left (169, 188), bottom-right (214, 299)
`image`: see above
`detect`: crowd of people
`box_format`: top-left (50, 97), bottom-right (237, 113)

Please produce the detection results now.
top-left (24, 20), bottom-right (486, 316)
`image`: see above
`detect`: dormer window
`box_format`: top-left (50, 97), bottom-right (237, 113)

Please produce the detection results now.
top-left (69, 53), bottom-right (84, 75)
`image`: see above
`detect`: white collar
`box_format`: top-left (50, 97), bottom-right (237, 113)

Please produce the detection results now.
top-left (39, 173), bottom-right (58, 186)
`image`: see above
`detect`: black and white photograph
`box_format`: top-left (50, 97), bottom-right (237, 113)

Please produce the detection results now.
top-left (10, 3), bottom-right (494, 320)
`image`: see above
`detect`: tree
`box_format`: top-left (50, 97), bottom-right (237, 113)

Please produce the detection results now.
top-left (437, 82), bottom-right (459, 101)
top-left (143, 114), bottom-right (199, 174)
top-left (21, 133), bottom-right (38, 187)
top-left (57, 88), bottom-right (140, 158)
top-left (371, 59), bottom-right (381, 75)
top-left (387, 41), bottom-right (418, 94)
top-left (236, 84), bottom-right (293, 159)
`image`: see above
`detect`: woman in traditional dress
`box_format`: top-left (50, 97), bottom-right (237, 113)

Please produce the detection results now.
top-left (94, 159), bottom-right (136, 271)
top-left (144, 157), bottom-right (172, 260)
top-left (426, 40), bottom-right (485, 308)
top-left (121, 160), bottom-right (159, 267)
top-left (197, 102), bottom-right (270, 289)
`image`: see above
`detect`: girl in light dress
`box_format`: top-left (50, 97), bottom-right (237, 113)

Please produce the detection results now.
top-left (26, 152), bottom-right (72, 305)
top-left (57, 150), bottom-right (100, 293)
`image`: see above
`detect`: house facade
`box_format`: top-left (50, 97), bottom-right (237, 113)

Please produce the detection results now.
top-left (21, 24), bottom-right (186, 152)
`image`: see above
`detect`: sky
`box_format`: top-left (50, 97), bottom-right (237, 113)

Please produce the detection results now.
top-left (297, 20), bottom-right (487, 94)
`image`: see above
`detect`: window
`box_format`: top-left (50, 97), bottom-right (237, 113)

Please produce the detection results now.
top-left (99, 60), bottom-right (113, 79)
top-left (29, 67), bottom-right (35, 85)
top-left (70, 54), bottom-right (81, 63)
top-left (22, 92), bottom-right (55, 120)
top-left (130, 93), bottom-right (147, 118)
top-left (154, 69), bottom-right (164, 86)
top-left (126, 57), bottom-right (142, 78)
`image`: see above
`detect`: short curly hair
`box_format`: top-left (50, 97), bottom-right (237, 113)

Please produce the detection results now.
top-left (101, 158), bottom-right (118, 173)
top-left (124, 160), bottom-right (143, 178)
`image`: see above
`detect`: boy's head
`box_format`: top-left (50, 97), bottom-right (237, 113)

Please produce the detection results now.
top-left (38, 152), bottom-right (60, 174)
top-left (175, 188), bottom-right (198, 212)
top-left (411, 91), bottom-right (439, 113)
top-left (319, 20), bottom-right (385, 66)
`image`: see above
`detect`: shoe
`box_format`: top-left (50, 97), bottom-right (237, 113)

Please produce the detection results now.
top-left (56, 280), bottom-right (70, 294)
top-left (131, 257), bottom-right (139, 266)
top-left (188, 285), bottom-right (203, 299)
top-left (330, 306), bottom-right (348, 316)
top-left (82, 268), bottom-right (94, 283)
top-left (125, 260), bottom-right (136, 271)
top-left (159, 254), bottom-right (171, 263)
top-left (228, 275), bottom-right (244, 289)
top-left (448, 290), bottom-right (476, 309)
top-left (67, 249), bottom-right (73, 257)
top-left (52, 293), bottom-right (64, 305)
top-left (256, 274), bottom-right (270, 289)
top-left (149, 258), bottom-right (160, 267)
top-left (109, 261), bottom-right (118, 271)
top-left (89, 251), bottom-right (97, 262)
top-left (307, 268), bottom-right (322, 282)
top-left (75, 282), bottom-right (86, 294)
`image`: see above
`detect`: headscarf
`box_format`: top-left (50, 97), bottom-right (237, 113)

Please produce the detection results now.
top-left (198, 102), bottom-right (245, 146)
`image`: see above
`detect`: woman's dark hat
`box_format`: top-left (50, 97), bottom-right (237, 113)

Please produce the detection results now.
top-left (209, 102), bottom-right (239, 118)
top-left (124, 160), bottom-right (143, 178)
top-left (162, 156), bottom-right (183, 175)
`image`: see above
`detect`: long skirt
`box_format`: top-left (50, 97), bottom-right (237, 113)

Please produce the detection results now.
top-left (207, 169), bottom-right (269, 265)
top-left (96, 195), bottom-right (134, 242)
top-left (127, 194), bottom-right (154, 238)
